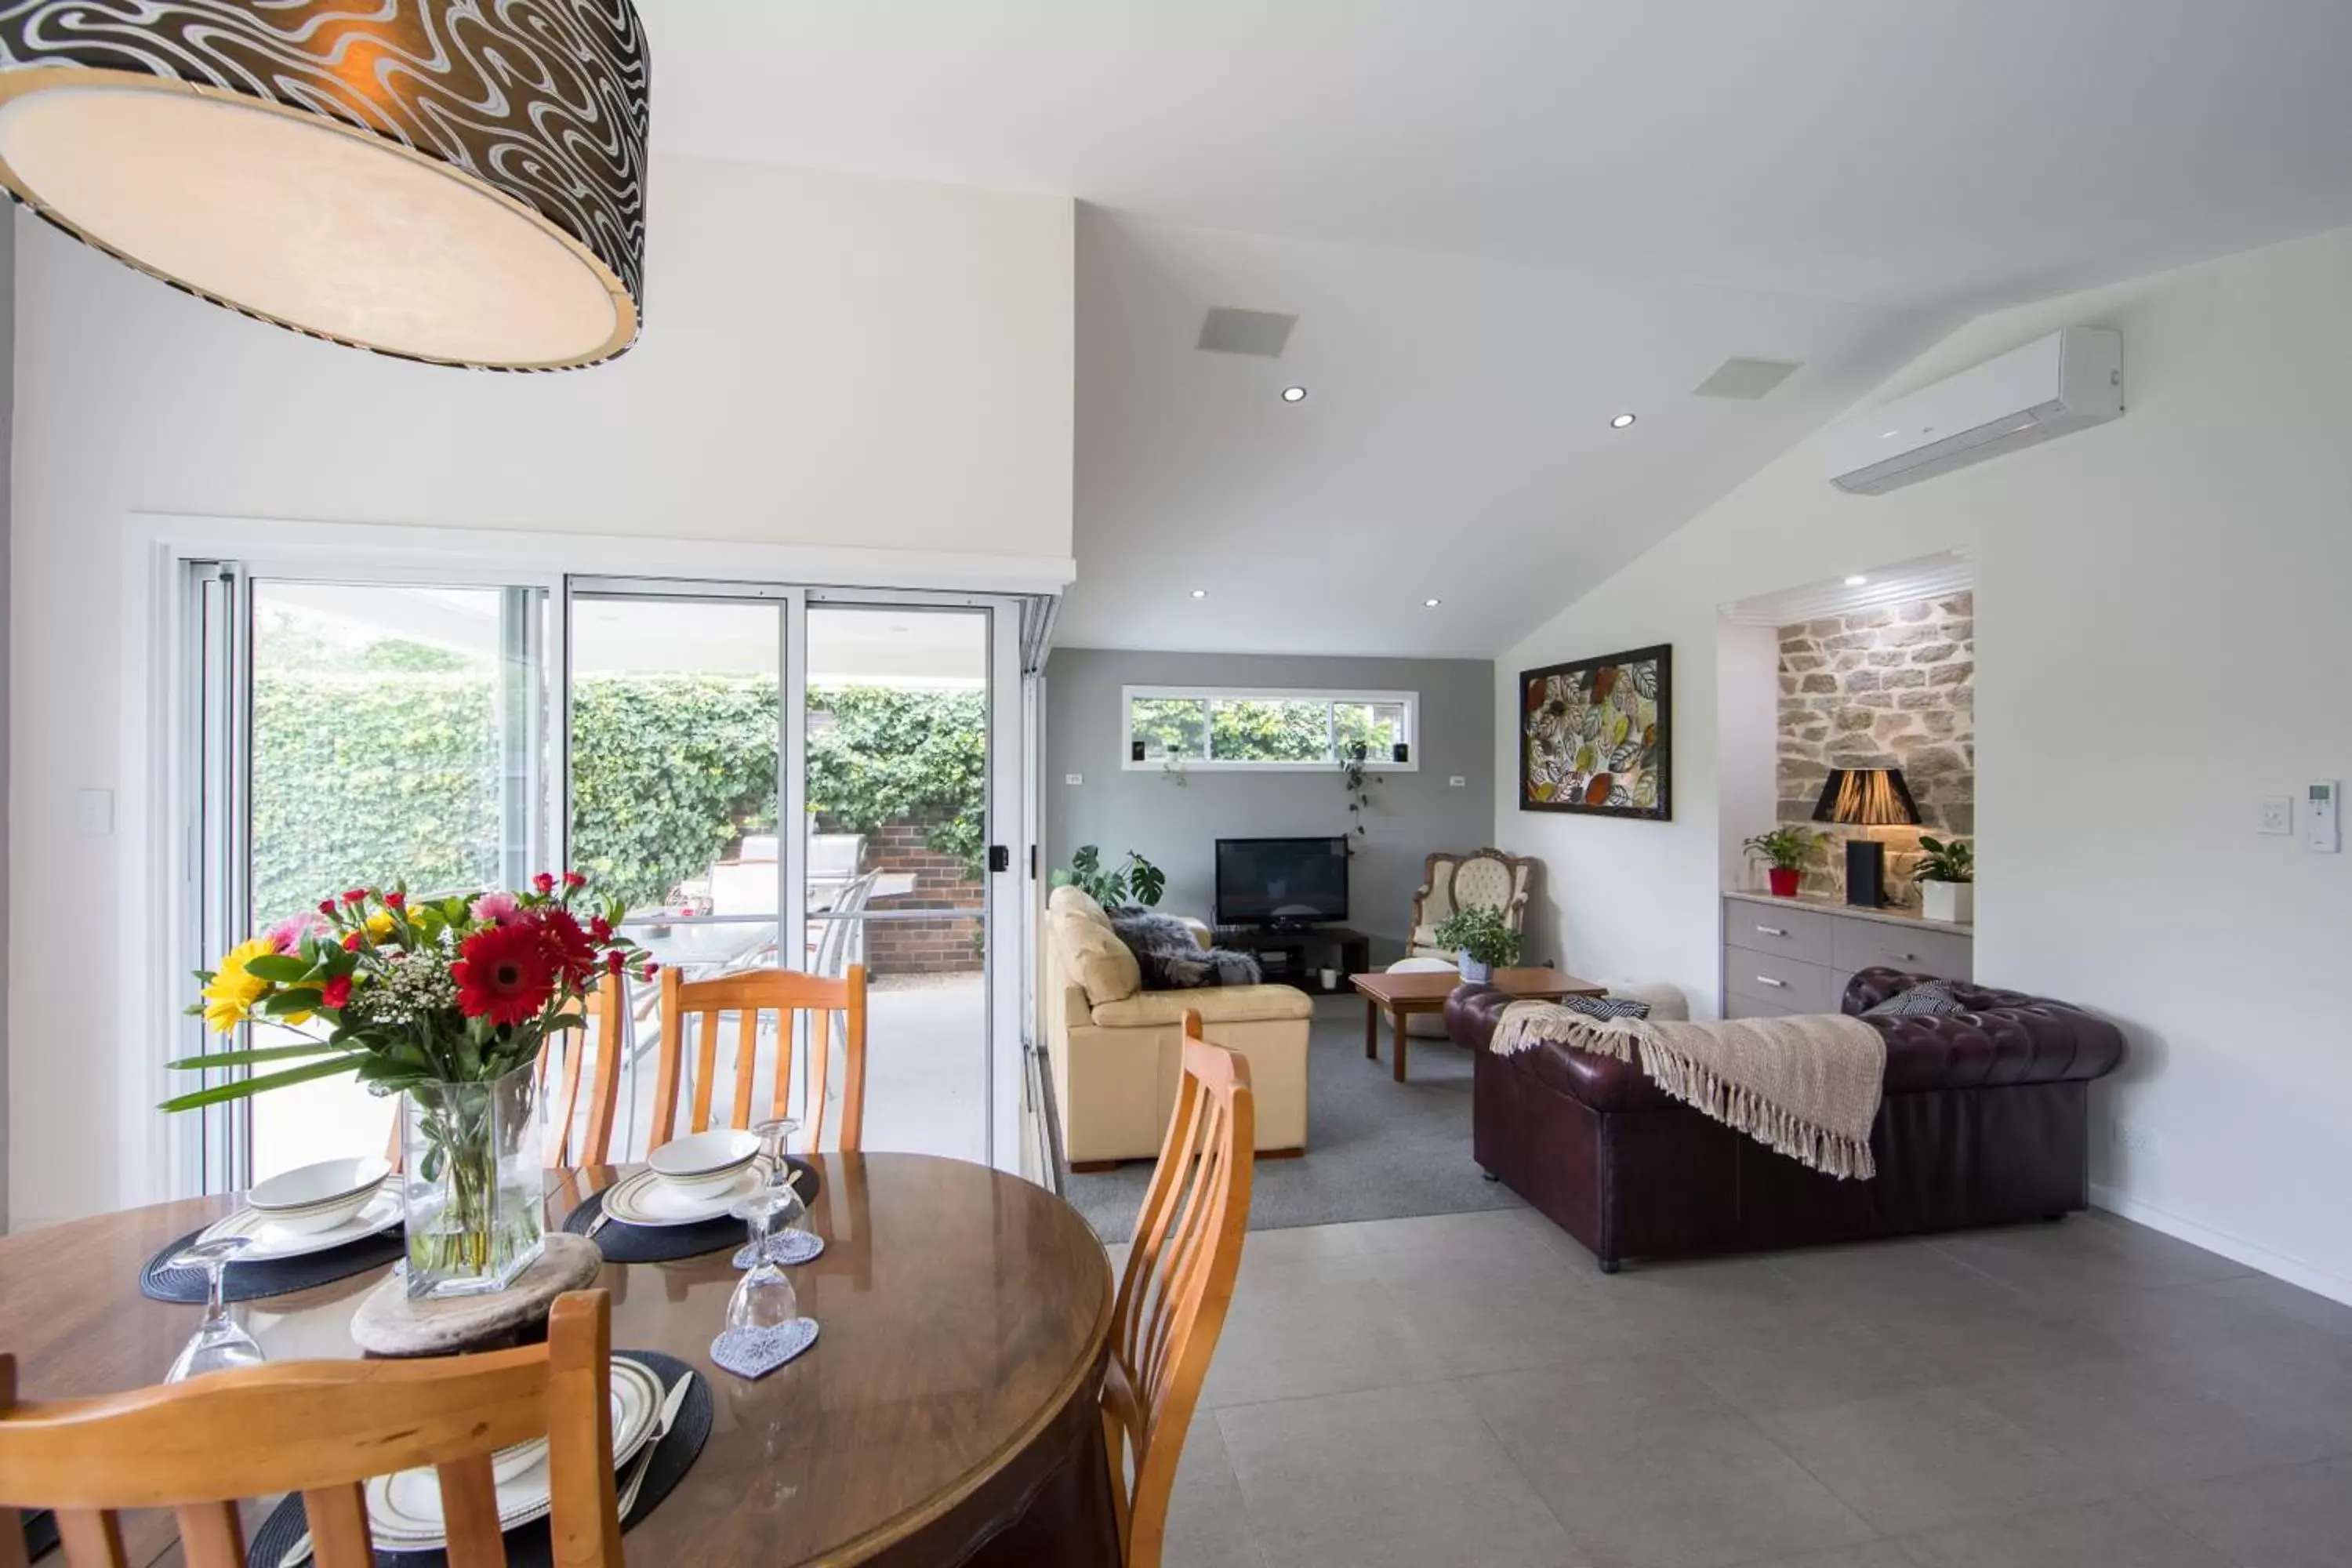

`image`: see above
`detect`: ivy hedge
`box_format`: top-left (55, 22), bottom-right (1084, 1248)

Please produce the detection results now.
top-left (252, 673), bottom-right (985, 921)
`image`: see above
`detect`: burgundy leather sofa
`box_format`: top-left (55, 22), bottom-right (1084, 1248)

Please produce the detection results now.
top-left (1448, 967), bottom-right (2125, 1272)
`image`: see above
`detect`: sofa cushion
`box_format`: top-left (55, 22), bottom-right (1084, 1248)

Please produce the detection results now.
top-left (1047, 884), bottom-right (1111, 924)
top-left (1049, 908), bottom-right (1141, 1007)
top-left (1865, 978), bottom-right (1964, 1018)
top-left (1110, 910), bottom-right (1263, 989)
top-left (1090, 984), bottom-right (1316, 1028)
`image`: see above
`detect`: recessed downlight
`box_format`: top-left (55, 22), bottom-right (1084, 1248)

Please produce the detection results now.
top-left (1424, 598), bottom-right (1443, 608)
top-left (1280, 386), bottom-right (1308, 403)
top-left (1189, 588), bottom-right (1207, 598)
top-left (1610, 412), bottom-right (1637, 429)
top-left (1844, 575), bottom-right (1869, 586)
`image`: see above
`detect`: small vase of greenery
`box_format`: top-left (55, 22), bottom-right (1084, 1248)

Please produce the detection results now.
top-left (1432, 905), bottom-right (1522, 984)
top-left (1742, 826), bottom-right (1820, 897)
top-left (1913, 836), bottom-right (1975, 924)
top-left (1053, 844), bottom-right (1166, 911)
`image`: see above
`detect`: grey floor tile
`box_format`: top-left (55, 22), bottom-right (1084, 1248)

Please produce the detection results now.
top-left (1197, 1253), bottom-right (1446, 1410)
top-left (2103, 1290), bottom-right (2352, 1453)
top-left (1754, 1385), bottom-right (2100, 1534)
top-left (1897, 1496), bottom-right (2233, 1566)
top-left (1319, 1207), bottom-right (1566, 1264)
top-left (1467, 1360), bottom-right (1875, 1567)
top-left (1365, 1238), bottom-right (1661, 1377)
top-left (2205, 1272), bottom-right (2352, 1340)
top-left (1160, 1418), bottom-right (1269, 1568)
top-left (1581, 1254), bottom-right (1825, 1351)
top-left (1217, 1381), bottom-right (1585, 1568)
top-left (1681, 1309), bottom-right (1946, 1419)
top-left (1933, 1215), bottom-right (2252, 1301)
top-left (2147, 1456), bottom-right (2352, 1567)
top-left (1735, 1547), bottom-right (1916, 1568)
top-left (1230, 1221), bottom-right (1374, 1267)
top-left (1963, 1356), bottom-right (2332, 1493)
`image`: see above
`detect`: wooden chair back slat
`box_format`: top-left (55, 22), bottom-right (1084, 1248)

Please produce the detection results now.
top-left (539, 974), bottom-right (630, 1168)
top-left (0, 1294), bottom-right (619, 1567)
top-left (1099, 1012), bottom-right (1254, 1568)
top-left (650, 967), bottom-right (867, 1152)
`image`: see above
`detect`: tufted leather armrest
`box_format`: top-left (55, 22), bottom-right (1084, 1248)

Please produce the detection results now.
top-left (1843, 967), bottom-right (2125, 1090)
top-left (1448, 969), bottom-right (2125, 1112)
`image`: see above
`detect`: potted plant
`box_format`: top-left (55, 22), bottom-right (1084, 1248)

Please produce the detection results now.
top-left (1432, 905), bottom-right (1522, 984)
top-left (164, 875), bottom-right (655, 1300)
top-left (1914, 836), bottom-right (1975, 924)
top-left (1054, 844), bottom-right (1166, 911)
top-left (1742, 826), bottom-right (1820, 898)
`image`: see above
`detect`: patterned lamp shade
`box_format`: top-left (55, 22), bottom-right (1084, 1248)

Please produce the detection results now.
top-left (1812, 767), bottom-right (1921, 828)
top-left (0, 0), bottom-right (648, 371)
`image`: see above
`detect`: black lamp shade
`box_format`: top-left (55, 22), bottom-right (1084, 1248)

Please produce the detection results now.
top-left (0, 1), bottom-right (648, 371)
top-left (1811, 768), bottom-right (1922, 827)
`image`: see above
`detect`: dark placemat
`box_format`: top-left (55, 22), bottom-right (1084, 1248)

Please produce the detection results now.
top-left (245, 1350), bottom-right (712, 1568)
top-left (140, 1223), bottom-right (405, 1305)
top-left (562, 1156), bottom-right (822, 1265)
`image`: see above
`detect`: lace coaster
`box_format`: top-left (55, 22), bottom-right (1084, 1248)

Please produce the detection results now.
top-left (731, 1230), bottom-right (826, 1269)
top-left (710, 1319), bottom-right (818, 1380)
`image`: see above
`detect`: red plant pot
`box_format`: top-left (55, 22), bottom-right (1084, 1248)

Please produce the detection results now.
top-left (1767, 867), bottom-right (1802, 897)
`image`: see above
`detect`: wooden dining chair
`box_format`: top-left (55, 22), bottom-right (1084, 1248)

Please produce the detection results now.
top-left (539, 972), bottom-right (632, 1167)
top-left (0, 1290), bottom-right (622, 1568)
top-left (1100, 1013), bottom-right (1254, 1568)
top-left (650, 965), bottom-right (868, 1152)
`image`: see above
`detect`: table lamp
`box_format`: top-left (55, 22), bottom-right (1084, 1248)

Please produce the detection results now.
top-left (1813, 768), bottom-right (1920, 908)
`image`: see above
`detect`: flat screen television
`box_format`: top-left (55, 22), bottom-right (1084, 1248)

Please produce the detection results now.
top-left (1214, 837), bottom-right (1349, 927)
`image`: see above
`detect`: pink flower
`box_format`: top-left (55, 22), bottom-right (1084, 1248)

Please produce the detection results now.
top-left (532, 872), bottom-right (557, 895)
top-left (561, 871), bottom-right (587, 889)
top-left (263, 913), bottom-right (318, 953)
top-left (470, 891), bottom-right (521, 925)
top-left (383, 891), bottom-right (405, 910)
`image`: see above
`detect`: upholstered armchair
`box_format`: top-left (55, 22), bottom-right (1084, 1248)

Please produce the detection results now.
top-left (1407, 849), bottom-right (1539, 958)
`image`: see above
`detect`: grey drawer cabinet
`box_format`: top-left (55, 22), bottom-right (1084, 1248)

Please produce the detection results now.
top-left (1720, 891), bottom-right (1973, 1018)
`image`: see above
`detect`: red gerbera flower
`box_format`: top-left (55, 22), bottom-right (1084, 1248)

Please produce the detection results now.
top-left (534, 908), bottom-right (601, 989)
top-left (453, 923), bottom-right (558, 1028)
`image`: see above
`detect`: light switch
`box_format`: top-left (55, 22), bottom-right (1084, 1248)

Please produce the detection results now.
top-left (75, 788), bottom-right (114, 839)
top-left (1449, 775), bottom-right (1468, 788)
top-left (2259, 796), bottom-right (2294, 835)
top-left (1065, 773), bottom-right (1083, 786)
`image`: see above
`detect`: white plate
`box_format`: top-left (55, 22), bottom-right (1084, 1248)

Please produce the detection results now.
top-left (364, 1356), bottom-right (667, 1548)
top-left (197, 1185), bottom-right (402, 1261)
top-left (600, 1157), bottom-right (773, 1229)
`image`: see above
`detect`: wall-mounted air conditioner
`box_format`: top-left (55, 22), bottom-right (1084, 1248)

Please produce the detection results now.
top-left (1824, 327), bottom-right (2122, 495)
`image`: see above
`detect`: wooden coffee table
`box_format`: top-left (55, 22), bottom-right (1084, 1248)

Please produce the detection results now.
top-left (1352, 966), bottom-right (1606, 1082)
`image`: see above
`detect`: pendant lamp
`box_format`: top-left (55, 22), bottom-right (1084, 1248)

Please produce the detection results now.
top-left (0, 1), bottom-right (648, 371)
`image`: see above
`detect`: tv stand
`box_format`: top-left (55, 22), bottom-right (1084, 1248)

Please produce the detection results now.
top-left (1212, 924), bottom-right (1371, 996)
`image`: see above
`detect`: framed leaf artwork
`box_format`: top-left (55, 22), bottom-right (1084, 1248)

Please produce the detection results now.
top-left (1519, 644), bottom-right (1671, 819)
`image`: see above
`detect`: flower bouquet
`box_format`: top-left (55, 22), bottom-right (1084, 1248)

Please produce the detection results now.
top-left (165, 873), bottom-right (657, 1298)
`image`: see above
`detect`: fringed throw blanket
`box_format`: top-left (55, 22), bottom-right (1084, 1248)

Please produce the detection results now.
top-left (1494, 1002), bottom-right (1887, 1179)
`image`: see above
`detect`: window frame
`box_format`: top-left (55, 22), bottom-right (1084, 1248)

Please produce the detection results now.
top-left (1119, 684), bottom-right (1421, 772)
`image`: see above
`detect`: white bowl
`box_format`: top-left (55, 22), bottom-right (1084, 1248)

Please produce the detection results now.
top-left (249, 1156), bottom-right (393, 1235)
top-left (648, 1129), bottom-right (760, 1198)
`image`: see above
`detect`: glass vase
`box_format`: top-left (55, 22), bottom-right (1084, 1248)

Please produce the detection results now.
top-left (400, 1058), bottom-right (546, 1300)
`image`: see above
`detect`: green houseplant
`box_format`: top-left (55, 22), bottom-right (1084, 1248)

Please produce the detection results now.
top-left (1742, 826), bottom-right (1820, 898)
top-left (1053, 844), bottom-right (1166, 910)
top-left (1913, 835), bottom-right (1975, 924)
top-left (1432, 904), bottom-right (1522, 984)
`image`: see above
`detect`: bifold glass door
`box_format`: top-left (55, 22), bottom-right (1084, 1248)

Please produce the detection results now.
top-left (180, 566), bottom-right (1018, 1196)
top-left (185, 572), bottom-right (549, 1188)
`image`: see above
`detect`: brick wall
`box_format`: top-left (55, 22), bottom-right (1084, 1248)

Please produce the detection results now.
top-left (1777, 590), bottom-right (1974, 902)
top-left (857, 818), bottom-right (983, 976)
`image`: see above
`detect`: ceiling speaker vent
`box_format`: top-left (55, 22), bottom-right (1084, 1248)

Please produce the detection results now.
top-left (1196, 307), bottom-right (1298, 358)
top-left (1693, 357), bottom-right (1802, 399)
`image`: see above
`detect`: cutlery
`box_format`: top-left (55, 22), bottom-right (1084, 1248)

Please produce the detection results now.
top-left (587, 1206), bottom-right (615, 1239)
top-left (616, 1370), bottom-right (696, 1522)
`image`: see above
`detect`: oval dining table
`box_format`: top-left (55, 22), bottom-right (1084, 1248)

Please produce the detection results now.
top-left (0, 1152), bottom-right (1121, 1568)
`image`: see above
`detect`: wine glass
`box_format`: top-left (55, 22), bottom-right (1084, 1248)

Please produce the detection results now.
top-left (726, 1187), bottom-right (802, 1330)
top-left (165, 1235), bottom-right (266, 1381)
top-left (750, 1116), bottom-right (800, 1182)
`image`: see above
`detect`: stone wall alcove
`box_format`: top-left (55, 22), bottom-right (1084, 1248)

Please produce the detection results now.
top-left (1776, 590), bottom-right (1974, 902)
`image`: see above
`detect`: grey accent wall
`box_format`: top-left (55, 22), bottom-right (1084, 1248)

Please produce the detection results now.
top-left (1044, 648), bottom-right (1494, 962)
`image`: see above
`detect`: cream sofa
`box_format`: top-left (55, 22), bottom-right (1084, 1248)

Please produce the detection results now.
top-left (1044, 886), bottom-right (1311, 1168)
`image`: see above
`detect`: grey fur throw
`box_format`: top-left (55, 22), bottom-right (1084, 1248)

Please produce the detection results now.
top-left (1109, 911), bottom-right (1264, 989)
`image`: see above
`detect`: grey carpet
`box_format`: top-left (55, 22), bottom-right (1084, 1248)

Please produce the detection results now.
top-left (1067, 1001), bottom-right (1526, 1243)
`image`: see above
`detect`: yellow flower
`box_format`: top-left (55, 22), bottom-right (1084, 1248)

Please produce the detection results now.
top-left (201, 936), bottom-right (279, 1033)
top-left (365, 911), bottom-right (397, 941)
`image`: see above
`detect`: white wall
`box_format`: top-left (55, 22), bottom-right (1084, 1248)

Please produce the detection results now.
top-left (9, 154), bottom-right (1074, 1225)
top-left (1497, 226), bottom-right (2352, 1298)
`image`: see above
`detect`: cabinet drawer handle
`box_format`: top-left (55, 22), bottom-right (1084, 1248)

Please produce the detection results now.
top-left (1754, 925), bottom-right (1788, 937)
top-left (1755, 975), bottom-right (1788, 989)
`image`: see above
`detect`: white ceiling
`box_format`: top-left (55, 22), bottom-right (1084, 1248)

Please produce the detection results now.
top-left (641, 0), bottom-right (2352, 654)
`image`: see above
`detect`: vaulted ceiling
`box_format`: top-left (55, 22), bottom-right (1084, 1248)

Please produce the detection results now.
top-left (644, 0), bottom-right (2352, 653)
